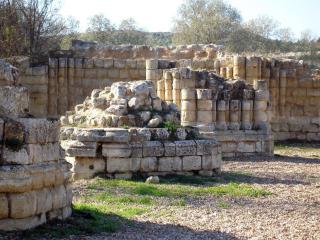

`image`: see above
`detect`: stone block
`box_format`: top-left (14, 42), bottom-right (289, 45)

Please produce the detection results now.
top-left (158, 157), bottom-right (182, 172)
top-left (175, 141), bottom-right (197, 156)
top-left (0, 213), bottom-right (46, 231)
top-left (67, 157), bottom-right (105, 179)
top-left (130, 158), bottom-right (141, 171)
top-left (52, 185), bottom-right (67, 209)
top-left (143, 141), bottom-right (164, 157)
top-left (10, 191), bottom-right (37, 219)
top-left (16, 118), bottom-right (59, 144)
top-left (195, 140), bottom-right (218, 155)
top-left (197, 100), bottom-right (213, 111)
top-left (36, 188), bottom-right (53, 214)
top-left (202, 155), bottom-right (222, 170)
top-left (164, 142), bottom-right (176, 156)
top-left (140, 157), bottom-right (157, 172)
top-left (0, 165), bottom-right (32, 193)
top-left (65, 141), bottom-right (97, 157)
top-left (102, 143), bottom-right (132, 158)
top-left (182, 156), bottom-right (201, 171)
top-left (150, 128), bottom-right (170, 141)
top-left (106, 157), bottom-right (131, 173)
top-left (130, 142), bottom-right (143, 157)
top-left (0, 86), bottom-right (29, 118)
top-left (237, 142), bottom-right (255, 153)
top-left (76, 128), bottom-right (129, 143)
top-left (0, 194), bottom-right (8, 219)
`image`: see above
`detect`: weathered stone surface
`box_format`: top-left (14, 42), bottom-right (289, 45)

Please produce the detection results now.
top-left (36, 188), bottom-right (53, 214)
top-left (106, 157), bottom-right (131, 173)
top-left (102, 143), bottom-right (132, 158)
top-left (0, 194), bottom-right (8, 219)
top-left (182, 156), bottom-right (201, 171)
top-left (67, 157), bottom-right (105, 179)
top-left (164, 142), bottom-right (176, 156)
top-left (140, 157), bottom-right (157, 172)
top-left (65, 141), bottom-right (97, 157)
top-left (130, 142), bottom-right (143, 158)
top-left (202, 155), bottom-right (221, 170)
top-left (195, 140), bottom-right (218, 155)
top-left (10, 191), bottom-right (37, 219)
top-left (0, 86), bottom-right (29, 118)
top-left (158, 157), bottom-right (182, 172)
top-left (143, 141), bottom-right (164, 157)
top-left (0, 165), bottom-right (32, 193)
top-left (52, 185), bottom-right (67, 209)
top-left (0, 213), bottom-right (46, 231)
top-left (175, 141), bottom-right (197, 156)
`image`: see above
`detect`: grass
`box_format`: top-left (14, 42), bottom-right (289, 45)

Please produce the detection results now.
top-left (1, 174), bottom-right (270, 239)
top-left (275, 142), bottom-right (320, 157)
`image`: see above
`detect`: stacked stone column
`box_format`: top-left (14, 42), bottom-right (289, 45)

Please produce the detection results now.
top-left (233, 56), bottom-right (246, 79)
top-left (229, 100), bottom-right (241, 130)
top-left (146, 59), bottom-right (161, 91)
top-left (241, 89), bottom-right (254, 130)
top-left (254, 80), bottom-right (270, 131)
top-left (164, 71), bottom-right (173, 104)
top-left (279, 70), bottom-right (287, 116)
top-left (172, 71), bottom-right (181, 108)
top-left (181, 88), bottom-right (196, 127)
top-left (196, 89), bottom-right (213, 127)
top-left (216, 100), bottom-right (227, 130)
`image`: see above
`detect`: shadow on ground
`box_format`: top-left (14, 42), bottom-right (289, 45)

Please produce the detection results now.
top-left (0, 207), bottom-right (240, 240)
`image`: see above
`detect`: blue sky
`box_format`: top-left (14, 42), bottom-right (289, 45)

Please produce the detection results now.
top-left (60, 0), bottom-right (320, 38)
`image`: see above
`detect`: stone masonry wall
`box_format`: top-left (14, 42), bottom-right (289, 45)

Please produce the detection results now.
top-left (0, 85), bottom-right (72, 231)
top-left (61, 127), bottom-right (222, 180)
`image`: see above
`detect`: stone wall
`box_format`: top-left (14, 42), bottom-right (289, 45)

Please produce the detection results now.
top-left (61, 127), bottom-right (222, 180)
top-left (0, 81), bottom-right (72, 231)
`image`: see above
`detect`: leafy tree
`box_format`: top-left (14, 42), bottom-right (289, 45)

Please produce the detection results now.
top-left (86, 14), bottom-right (115, 44)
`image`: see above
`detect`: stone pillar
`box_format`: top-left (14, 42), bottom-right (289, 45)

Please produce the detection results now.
top-left (146, 59), bottom-right (160, 90)
top-left (196, 89), bottom-right (213, 126)
top-left (254, 80), bottom-right (270, 131)
top-left (233, 56), bottom-right (246, 79)
top-left (172, 71), bottom-right (181, 108)
top-left (48, 58), bottom-right (58, 117)
top-left (279, 70), bottom-right (287, 116)
top-left (68, 58), bottom-right (75, 111)
top-left (241, 89), bottom-right (254, 130)
top-left (58, 58), bottom-right (68, 115)
top-left (74, 58), bottom-right (84, 105)
top-left (226, 67), bottom-right (233, 79)
top-left (164, 71), bottom-right (173, 104)
top-left (216, 100), bottom-right (227, 130)
top-left (220, 67), bottom-right (227, 78)
top-left (157, 80), bottom-right (165, 101)
top-left (181, 88), bottom-right (196, 127)
top-left (214, 60), bottom-right (220, 75)
top-left (229, 100), bottom-right (241, 130)
top-left (246, 56), bottom-right (261, 85)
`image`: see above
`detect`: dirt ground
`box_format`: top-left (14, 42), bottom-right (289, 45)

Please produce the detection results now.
top-left (82, 144), bottom-right (320, 240)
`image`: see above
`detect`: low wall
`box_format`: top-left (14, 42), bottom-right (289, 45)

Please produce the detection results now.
top-left (0, 86), bottom-right (72, 231)
top-left (61, 127), bottom-right (222, 179)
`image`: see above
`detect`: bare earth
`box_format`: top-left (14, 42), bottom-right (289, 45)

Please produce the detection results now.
top-left (82, 145), bottom-right (320, 240)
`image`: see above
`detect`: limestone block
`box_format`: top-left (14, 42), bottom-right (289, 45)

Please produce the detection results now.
top-left (130, 158), bottom-right (141, 172)
top-left (140, 157), bottom-right (157, 172)
top-left (36, 188), bottom-right (53, 214)
top-left (158, 157), bottom-right (182, 172)
top-left (2, 146), bottom-right (31, 165)
top-left (143, 141), bottom-right (164, 157)
top-left (195, 140), bottom-right (218, 155)
top-left (146, 59), bottom-right (158, 70)
top-left (52, 185), bottom-right (67, 209)
top-left (65, 184), bottom-right (73, 206)
top-left (197, 100), bottom-right (213, 111)
top-left (0, 194), bottom-right (8, 219)
top-left (130, 142), bottom-right (143, 157)
top-left (221, 142), bottom-right (237, 153)
top-left (196, 89), bottom-right (212, 100)
top-left (237, 142), bottom-right (255, 153)
top-left (76, 128), bottom-right (129, 143)
top-left (182, 156), bottom-right (201, 171)
top-left (0, 86), bottom-right (29, 118)
top-left (102, 143), bottom-right (132, 158)
top-left (197, 111), bottom-right (212, 123)
top-left (68, 157), bottom-right (105, 179)
top-left (181, 100), bottom-right (196, 111)
top-left (0, 213), bottom-right (46, 231)
top-left (164, 142), bottom-right (176, 156)
top-left (150, 128), bottom-right (170, 141)
top-left (202, 155), bottom-right (221, 170)
top-left (175, 140), bottom-right (197, 156)
top-left (65, 141), bottom-right (97, 157)
top-left (16, 118), bottom-right (59, 144)
top-left (114, 59), bottom-right (126, 69)
top-left (108, 69), bottom-right (120, 79)
top-left (0, 165), bottom-right (32, 193)
top-left (107, 157), bottom-right (131, 173)
top-left (181, 110), bottom-right (196, 122)
top-left (10, 191), bottom-right (37, 218)
top-left (181, 89), bottom-right (196, 100)
top-left (104, 59), bottom-right (114, 68)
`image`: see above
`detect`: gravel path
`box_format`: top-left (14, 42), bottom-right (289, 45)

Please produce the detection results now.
top-left (82, 148), bottom-right (320, 240)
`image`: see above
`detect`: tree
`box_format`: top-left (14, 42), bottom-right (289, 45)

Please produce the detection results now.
top-left (113, 18), bottom-right (146, 45)
top-left (86, 14), bottom-right (115, 44)
top-left (245, 15), bottom-right (279, 39)
top-left (172, 0), bottom-right (241, 45)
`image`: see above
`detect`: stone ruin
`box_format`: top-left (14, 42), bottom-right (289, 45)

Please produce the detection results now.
top-left (0, 60), bottom-right (72, 231)
top-left (61, 80), bottom-right (180, 128)
top-left (60, 80), bottom-right (222, 180)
